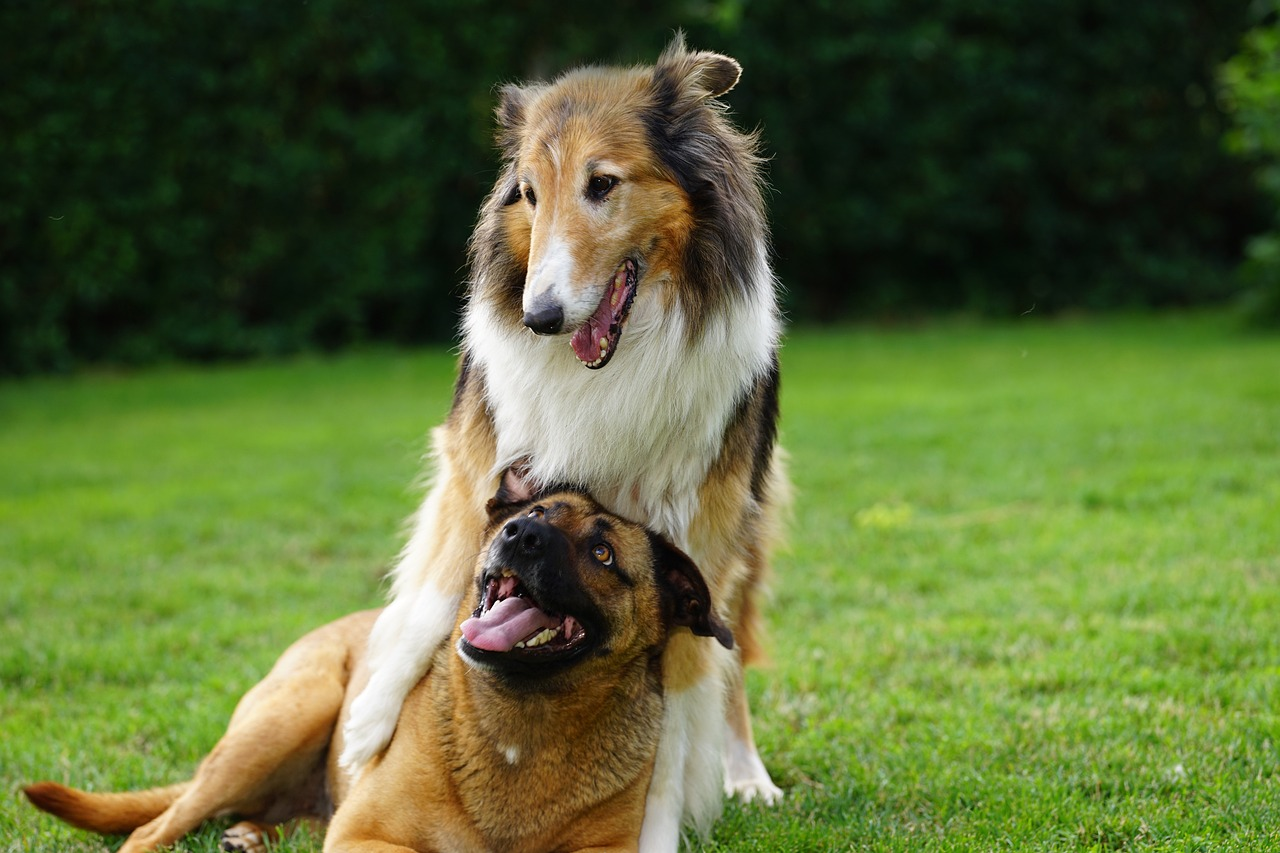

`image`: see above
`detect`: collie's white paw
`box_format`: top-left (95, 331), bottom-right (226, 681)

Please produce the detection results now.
top-left (339, 686), bottom-right (400, 770)
top-left (723, 736), bottom-right (783, 804)
top-left (726, 774), bottom-right (784, 805)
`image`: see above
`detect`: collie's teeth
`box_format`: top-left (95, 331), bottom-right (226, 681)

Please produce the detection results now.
top-left (500, 569), bottom-right (515, 578)
top-left (599, 337), bottom-right (608, 351)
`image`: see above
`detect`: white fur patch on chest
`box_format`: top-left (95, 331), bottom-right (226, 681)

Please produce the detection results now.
top-left (465, 276), bottom-right (777, 549)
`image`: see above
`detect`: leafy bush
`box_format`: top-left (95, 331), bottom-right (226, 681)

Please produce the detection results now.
top-left (710, 0), bottom-right (1267, 318)
top-left (0, 1), bottom-right (1268, 373)
top-left (1220, 9), bottom-right (1280, 326)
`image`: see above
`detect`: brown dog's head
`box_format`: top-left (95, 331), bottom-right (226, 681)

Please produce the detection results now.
top-left (457, 488), bottom-right (731, 683)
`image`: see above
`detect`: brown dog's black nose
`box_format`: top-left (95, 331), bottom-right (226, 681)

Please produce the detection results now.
top-left (522, 304), bottom-right (564, 335)
top-left (502, 516), bottom-right (547, 557)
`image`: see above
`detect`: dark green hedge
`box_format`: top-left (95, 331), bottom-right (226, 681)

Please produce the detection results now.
top-left (724, 0), bottom-right (1269, 318)
top-left (1220, 6), bottom-right (1280, 327)
top-left (1, 1), bottom-right (1268, 373)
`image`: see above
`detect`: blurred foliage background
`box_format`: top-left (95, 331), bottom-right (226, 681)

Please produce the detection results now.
top-left (1220, 4), bottom-right (1280, 327)
top-left (3, 0), bottom-right (1278, 374)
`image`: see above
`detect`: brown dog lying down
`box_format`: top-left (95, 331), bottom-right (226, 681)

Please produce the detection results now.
top-left (25, 489), bottom-right (732, 853)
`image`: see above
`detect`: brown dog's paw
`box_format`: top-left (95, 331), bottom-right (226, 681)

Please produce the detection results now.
top-left (221, 821), bottom-right (273, 853)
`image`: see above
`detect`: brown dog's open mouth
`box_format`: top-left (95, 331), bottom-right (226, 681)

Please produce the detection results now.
top-left (461, 570), bottom-right (587, 658)
top-left (569, 258), bottom-right (637, 370)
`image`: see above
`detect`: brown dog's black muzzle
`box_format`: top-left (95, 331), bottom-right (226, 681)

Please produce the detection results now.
top-left (500, 515), bottom-right (551, 559)
top-left (462, 509), bottom-right (612, 683)
top-left (490, 512), bottom-right (589, 625)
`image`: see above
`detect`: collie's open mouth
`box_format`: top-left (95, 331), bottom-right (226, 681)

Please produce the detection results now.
top-left (570, 258), bottom-right (637, 369)
top-left (460, 569), bottom-right (586, 658)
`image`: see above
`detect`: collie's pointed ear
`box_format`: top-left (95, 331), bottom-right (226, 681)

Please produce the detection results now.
top-left (651, 533), bottom-right (734, 650)
top-left (652, 33), bottom-right (742, 112)
top-left (496, 83), bottom-right (529, 131)
top-left (496, 83), bottom-right (541, 156)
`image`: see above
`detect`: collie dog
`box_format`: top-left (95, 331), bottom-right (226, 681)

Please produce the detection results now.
top-left (341, 36), bottom-right (785, 849)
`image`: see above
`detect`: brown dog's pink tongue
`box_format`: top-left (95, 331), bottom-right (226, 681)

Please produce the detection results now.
top-left (461, 597), bottom-right (560, 652)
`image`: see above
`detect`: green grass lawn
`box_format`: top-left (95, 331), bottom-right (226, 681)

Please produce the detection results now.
top-left (2, 313), bottom-right (1278, 851)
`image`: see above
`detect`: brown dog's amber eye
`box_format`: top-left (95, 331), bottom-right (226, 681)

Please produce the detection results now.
top-left (592, 543), bottom-right (613, 566)
top-left (528, 506), bottom-right (545, 519)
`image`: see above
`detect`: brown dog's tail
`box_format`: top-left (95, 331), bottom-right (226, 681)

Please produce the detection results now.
top-left (23, 780), bottom-right (189, 835)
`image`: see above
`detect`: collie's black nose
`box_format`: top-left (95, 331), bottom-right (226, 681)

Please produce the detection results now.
top-left (502, 516), bottom-right (547, 557)
top-left (522, 303), bottom-right (564, 335)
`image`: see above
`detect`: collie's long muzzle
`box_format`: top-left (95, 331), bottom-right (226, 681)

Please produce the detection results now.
top-left (522, 258), bottom-right (638, 370)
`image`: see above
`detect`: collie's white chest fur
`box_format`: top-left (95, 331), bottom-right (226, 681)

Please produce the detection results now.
top-left (464, 277), bottom-right (777, 549)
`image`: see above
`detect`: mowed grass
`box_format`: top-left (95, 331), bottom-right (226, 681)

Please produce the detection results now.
top-left (2, 313), bottom-right (1278, 851)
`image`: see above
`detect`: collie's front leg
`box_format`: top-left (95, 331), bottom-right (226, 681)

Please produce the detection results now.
top-left (340, 471), bottom-right (484, 769)
top-left (339, 581), bottom-right (461, 771)
top-left (722, 667), bottom-right (783, 804)
top-left (638, 650), bottom-right (732, 853)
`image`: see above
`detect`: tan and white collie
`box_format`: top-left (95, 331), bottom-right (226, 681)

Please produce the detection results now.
top-left (341, 35), bottom-right (785, 850)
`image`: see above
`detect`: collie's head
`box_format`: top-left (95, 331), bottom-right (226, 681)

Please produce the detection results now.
top-left (467, 35), bottom-right (771, 370)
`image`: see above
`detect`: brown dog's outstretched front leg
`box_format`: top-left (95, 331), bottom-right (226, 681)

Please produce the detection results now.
top-left (117, 616), bottom-right (360, 853)
top-left (116, 675), bottom-right (344, 852)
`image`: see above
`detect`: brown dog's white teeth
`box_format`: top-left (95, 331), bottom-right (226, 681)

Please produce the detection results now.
top-left (520, 627), bottom-right (556, 649)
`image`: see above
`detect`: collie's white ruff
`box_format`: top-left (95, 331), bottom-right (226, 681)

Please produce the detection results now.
top-left (471, 261), bottom-right (778, 545)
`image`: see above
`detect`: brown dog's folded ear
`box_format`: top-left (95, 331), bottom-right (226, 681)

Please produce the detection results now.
top-left (652, 534), bottom-right (734, 650)
top-left (485, 463), bottom-right (537, 521)
top-left (485, 464), bottom-right (587, 521)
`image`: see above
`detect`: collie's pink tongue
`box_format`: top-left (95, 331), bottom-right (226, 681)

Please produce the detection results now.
top-left (570, 263), bottom-right (631, 367)
top-left (570, 296), bottom-right (614, 365)
top-left (461, 597), bottom-right (559, 653)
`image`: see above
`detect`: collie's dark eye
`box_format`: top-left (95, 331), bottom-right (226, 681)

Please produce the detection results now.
top-left (523, 186), bottom-right (537, 206)
top-left (528, 506), bottom-right (545, 519)
top-left (591, 543), bottom-right (614, 566)
top-left (586, 175), bottom-right (618, 202)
